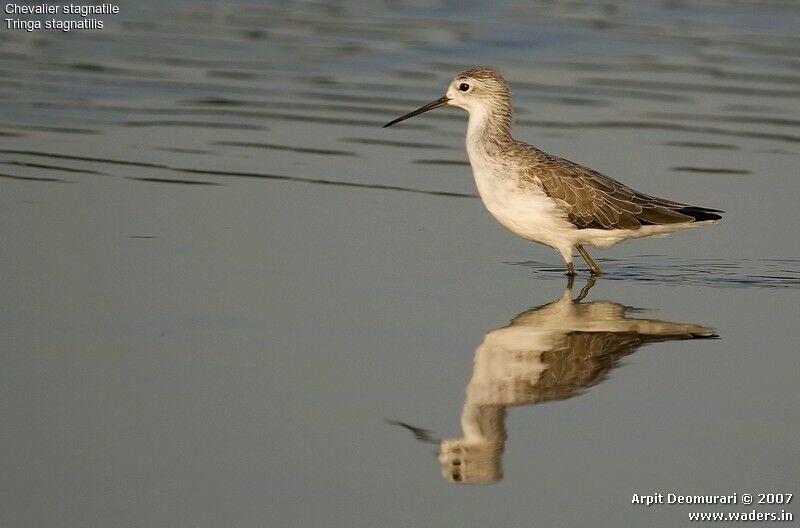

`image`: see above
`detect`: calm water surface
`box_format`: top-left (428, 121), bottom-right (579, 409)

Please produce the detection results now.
top-left (2, 1), bottom-right (799, 526)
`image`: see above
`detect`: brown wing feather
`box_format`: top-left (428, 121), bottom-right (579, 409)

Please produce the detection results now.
top-left (528, 151), bottom-right (705, 230)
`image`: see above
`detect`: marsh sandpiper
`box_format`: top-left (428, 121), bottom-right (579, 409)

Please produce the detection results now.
top-left (384, 68), bottom-right (723, 276)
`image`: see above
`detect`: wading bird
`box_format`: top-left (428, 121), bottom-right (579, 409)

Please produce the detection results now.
top-left (384, 68), bottom-right (723, 276)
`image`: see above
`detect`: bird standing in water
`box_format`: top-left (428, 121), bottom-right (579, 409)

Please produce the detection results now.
top-left (384, 68), bottom-right (723, 276)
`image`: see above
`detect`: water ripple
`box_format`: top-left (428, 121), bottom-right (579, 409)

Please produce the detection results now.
top-left (508, 257), bottom-right (800, 289)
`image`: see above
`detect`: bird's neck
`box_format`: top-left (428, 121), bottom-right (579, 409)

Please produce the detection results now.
top-left (466, 104), bottom-right (513, 159)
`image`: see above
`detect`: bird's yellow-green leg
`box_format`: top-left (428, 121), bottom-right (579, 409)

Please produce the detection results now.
top-left (566, 262), bottom-right (576, 277)
top-left (576, 245), bottom-right (603, 275)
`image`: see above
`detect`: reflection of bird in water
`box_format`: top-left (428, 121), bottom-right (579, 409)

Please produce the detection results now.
top-left (391, 279), bottom-right (717, 484)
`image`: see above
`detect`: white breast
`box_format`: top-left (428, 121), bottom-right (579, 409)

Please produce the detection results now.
top-left (467, 147), bottom-right (575, 250)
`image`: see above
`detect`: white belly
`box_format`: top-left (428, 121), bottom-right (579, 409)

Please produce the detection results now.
top-left (471, 163), bottom-right (575, 251)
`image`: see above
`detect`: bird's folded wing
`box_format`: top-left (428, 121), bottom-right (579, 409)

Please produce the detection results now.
top-left (532, 156), bottom-right (700, 230)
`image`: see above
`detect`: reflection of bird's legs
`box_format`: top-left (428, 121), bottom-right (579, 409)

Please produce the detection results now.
top-left (576, 245), bottom-right (603, 275)
top-left (566, 273), bottom-right (575, 291)
top-left (573, 276), bottom-right (597, 302)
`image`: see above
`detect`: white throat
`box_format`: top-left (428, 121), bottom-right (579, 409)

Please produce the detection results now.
top-left (465, 104), bottom-right (491, 147)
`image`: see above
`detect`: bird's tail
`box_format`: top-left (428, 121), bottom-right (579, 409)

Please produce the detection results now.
top-left (678, 206), bottom-right (724, 222)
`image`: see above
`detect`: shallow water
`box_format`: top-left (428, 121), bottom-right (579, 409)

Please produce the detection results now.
top-left (1, 1), bottom-right (799, 526)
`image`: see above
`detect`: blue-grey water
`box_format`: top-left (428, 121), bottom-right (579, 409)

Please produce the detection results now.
top-left (1, 1), bottom-right (799, 526)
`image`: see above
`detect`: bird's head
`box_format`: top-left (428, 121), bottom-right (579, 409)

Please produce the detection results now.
top-left (384, 67), bottom-right (511, 128)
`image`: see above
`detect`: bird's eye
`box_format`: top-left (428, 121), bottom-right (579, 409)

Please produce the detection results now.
top-left (458, 83), bottom-right (470, 92)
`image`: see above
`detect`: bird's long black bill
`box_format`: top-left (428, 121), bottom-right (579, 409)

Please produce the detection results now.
top-left (383, 96), bottom-right (449, 128)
